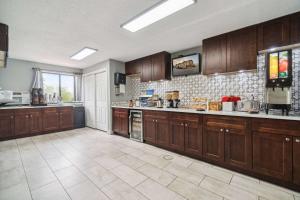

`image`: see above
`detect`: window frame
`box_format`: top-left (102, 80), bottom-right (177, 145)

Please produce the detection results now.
top-left (42, 71), bottom-right (76, 103)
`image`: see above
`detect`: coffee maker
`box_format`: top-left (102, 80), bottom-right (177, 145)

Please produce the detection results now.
top-left (265, 50), bottom-right (292, 115)
top-left (165, 91), bottom-right (180, 108)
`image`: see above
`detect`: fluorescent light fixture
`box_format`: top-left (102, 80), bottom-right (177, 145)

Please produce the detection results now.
top-left (71, 47), bottom-right (97, 60)
top-left (121, 0), bottom-right (196, 32)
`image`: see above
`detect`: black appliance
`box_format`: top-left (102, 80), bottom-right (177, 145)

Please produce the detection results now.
top-left (74, 106), bottom-right (85, 128)
top-left (114, 73), bottom-right (126, 85)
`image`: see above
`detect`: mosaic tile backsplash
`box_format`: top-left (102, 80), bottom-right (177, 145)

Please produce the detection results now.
top-left (125, 48), bottom-right (300, 111)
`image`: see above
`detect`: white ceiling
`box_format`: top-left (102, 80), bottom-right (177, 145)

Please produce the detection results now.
top-left (0, 0), bottom-right (300, 69)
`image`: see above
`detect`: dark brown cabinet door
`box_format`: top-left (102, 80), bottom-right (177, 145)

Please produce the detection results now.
top-left (43, 108), bottom-right (60, 131)
top-left (258, 16), bottom-right (290, 51)
top-left (112, 109), bottom-right (120, 133)
top-left (29, 110), bottom-right (43, 134)
top-left (0, 112), bottom-right (14, 138)
top-left (0, 23), bottom-right (8, 51)
top-left (125, 59), bottom-right (141, 75)
top-left (156, 119), bottom-right (169, 147)
top-left (185, 121), bottom-right (202, 156)
top-left (119, 111), bottom-right (129, 136)
top-left (253, 132), bottom-right (292, 181)
top-left (14, 113), bottom-right (30, 136)
top-left (227, 26), bottom-right (257, 72)
top-left (169, 120), bottom-right (185, 152)
top-left (202, 34), bottom-right (227, 75)
top-left (59, 108), bottom-right (74, 129)
top-left (225, 127), bottom-right (252, 170)
top-left (143, 117), bottom-right (156, 143)
top-left (293, 137), bottom-right (300, 186)
top-left (203, 127), bottom-right (224, 162)
top-left (151, 52), bottom-right (171, 81)
top-left (290, 12), bottom-right (300, 44)
top-left (141, 56), bottom-right (152, 82)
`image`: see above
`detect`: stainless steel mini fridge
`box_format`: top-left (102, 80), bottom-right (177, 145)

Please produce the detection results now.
top-left (129, 110), bottom-right (143, 142)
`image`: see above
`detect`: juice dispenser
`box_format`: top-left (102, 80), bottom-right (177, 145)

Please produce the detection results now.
top-left (265, 50), bottom-right (292, 115)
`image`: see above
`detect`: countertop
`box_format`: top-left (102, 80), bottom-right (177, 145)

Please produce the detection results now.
top-left (0, 104), bottom-right (81, 110)
top-left (111, 105), bottom-right (300, 121)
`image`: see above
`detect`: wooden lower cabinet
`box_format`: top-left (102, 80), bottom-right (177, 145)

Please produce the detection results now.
top-left (59, 107), bottom-right (74, 129)
top-left (156, 119), bottom-right (169, 147)
top-left (143, 116), bottom-right (156, 143)
top-left (203, 126), bottom-right (224, 162)
top-left (203, 115), bottom-right (251, 169)
top-left (184, 119), bottom-right (202, 155)
top-left (253, 132), bottom-right (292, 181)
top-left (293, 137), bottom-right (300, 186)
top-left (169, 119), bottom-right (185, 152)
top-left (43, 108), bottom-right (60, 132)
top-left (29, 110), bottom-right (43, 134)
top-left (112, 108), bottom-right (128, 136)
top-left (14, 112), bottom-right (31, 136)
top-left (0, 110), bottom-right (14, 138)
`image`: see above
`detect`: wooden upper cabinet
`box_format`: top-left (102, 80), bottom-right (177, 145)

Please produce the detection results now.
top-left (151, 52), bottom-right (171, 81)
top-left (293, 137), bottom-right (300, 186)
top-left (125, 59), bottom-right (141, 75)
top-left (290, 12), bottom-right (300, 44)
top-left (202, 34), bottom-right (227, 75)
top-left (141, 56), bottom-right (152, 82)
top-left (257, 16), bottom-right (290, 51)
top-left (252, 132), bottom-right (292, 181)
top-left (0, 23), bottom-right (8, 51)
top-left (226, 26), bottom-right (257, 72)
top-left (0, 110), bottom-right (14, 138)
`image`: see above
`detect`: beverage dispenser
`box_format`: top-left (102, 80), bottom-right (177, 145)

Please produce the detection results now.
top-left (265, 50), bottom-right (292, 115)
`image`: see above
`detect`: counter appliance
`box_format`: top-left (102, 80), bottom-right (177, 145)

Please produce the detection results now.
top-left (129, 110), bottom-right (143, 142)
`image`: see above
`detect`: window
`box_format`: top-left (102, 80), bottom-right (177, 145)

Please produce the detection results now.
top-left (42, 72), bottom-right (75, 102)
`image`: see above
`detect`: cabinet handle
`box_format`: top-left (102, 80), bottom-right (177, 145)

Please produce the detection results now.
top-left (220, 128), bottom-right (223, 132)
top-left (153, 120), bottom-right (155, 122)
top-left (295, 139), bottom-right (300, 143)
top-left (25, 115), bottom-right (29, 118)
top-left (181, 123), bottom-right (184, 126)
top-left (156, 120), bottom-right (158, 123)
top-left (185, 123), bottom-right (188, 127)
top-left (10, 116), bottom-right (14, 119)
top-left (225, 129), bottom-right (229, 133)
top-left (285, 137), bottom-right (291, 142)
top-left (30, 115), bottom-right (33, 118)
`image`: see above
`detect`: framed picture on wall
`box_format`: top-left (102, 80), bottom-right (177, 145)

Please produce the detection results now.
top-left (172, 53), bottom-right (201, 76)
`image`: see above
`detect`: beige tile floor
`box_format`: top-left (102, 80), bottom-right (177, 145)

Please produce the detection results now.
top-left (0, 127), bottom-right (299, 200)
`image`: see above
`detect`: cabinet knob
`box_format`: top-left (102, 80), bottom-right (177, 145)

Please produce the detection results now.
top-left (156, 120), bottom-right (158, 122)
top-left (285, 137), bottom-right (291, 142)
top-left (225, 129), bottom-right (229, 133)
top-left (220, 128), bottom-right (223, 132)
top-left (153, 120), bottom-right (155, 122)
top-left (25, 115), bottom-right (29, 118)
top-left (10, 116), bottom-right (14, 119)
top-left (185, 123), bottom-right (188, 127)
top-left (181, 123), bottom-right (184, 126)
top-left (30, 115), bottom-right (33, 118)
top-left (295, 139), bottom-right (300, 143)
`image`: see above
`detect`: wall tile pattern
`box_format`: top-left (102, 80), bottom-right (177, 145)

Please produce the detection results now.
top-left (126, 48), bottom-right (300, 111)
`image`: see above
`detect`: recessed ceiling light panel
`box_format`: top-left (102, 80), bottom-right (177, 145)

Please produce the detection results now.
top-left (70, 47), bottom-right (97, 60)
top-left (121, 0), bottom-right (196, 32)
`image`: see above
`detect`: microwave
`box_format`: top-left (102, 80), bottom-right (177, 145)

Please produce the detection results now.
top-left (8, 91), bottom-right (31, 105)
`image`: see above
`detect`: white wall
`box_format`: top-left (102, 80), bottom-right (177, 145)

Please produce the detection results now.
top-left (0, 58), bottom-right (82, 91)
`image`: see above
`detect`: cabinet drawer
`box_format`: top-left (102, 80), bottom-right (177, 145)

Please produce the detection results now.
top-left (143, 111), bottom-right (168, 119)
top-left (0, 109), bottom-right (14, 115)
top-left (204, 115), bottom-right (248, 130)
top-left (252, 118), bottom-right (300, 136)
top-left (170, 113), bottom-right (201, 123)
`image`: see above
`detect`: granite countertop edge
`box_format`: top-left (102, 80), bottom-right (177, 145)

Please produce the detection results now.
top-left (111, 106), bottom-right (300, 121)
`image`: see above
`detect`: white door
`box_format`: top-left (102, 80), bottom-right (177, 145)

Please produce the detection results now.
top-left (84, 74), bottom-right (96, 128)
top-left (95, 71), bottom-right (108, 131)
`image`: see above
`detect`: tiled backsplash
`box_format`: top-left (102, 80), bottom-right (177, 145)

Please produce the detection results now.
top-left (126, 48), bottom-right (300, 111)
